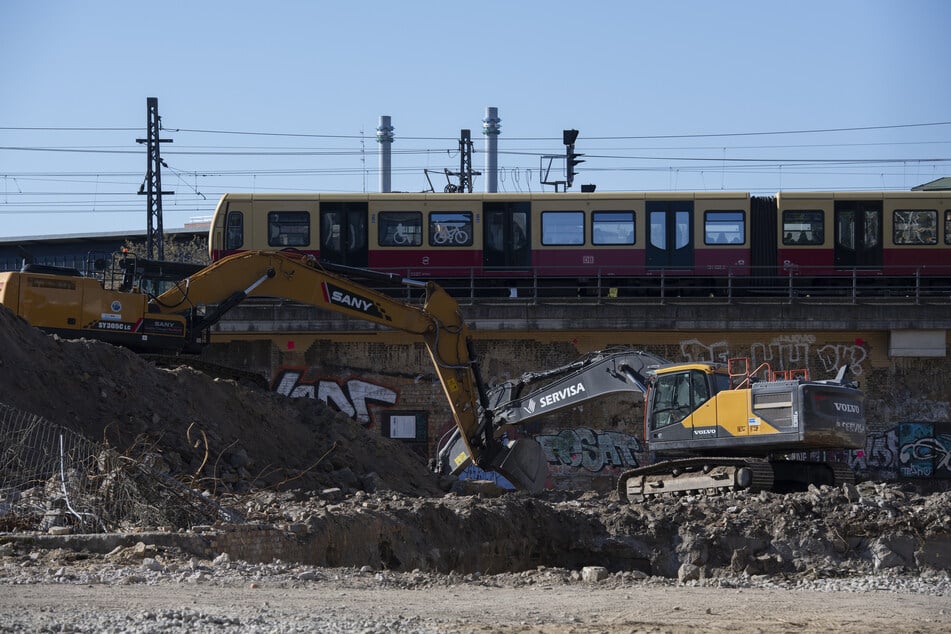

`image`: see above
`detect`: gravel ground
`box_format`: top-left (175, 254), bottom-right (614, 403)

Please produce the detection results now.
top-left (0, 552), bottom-right (949, 633)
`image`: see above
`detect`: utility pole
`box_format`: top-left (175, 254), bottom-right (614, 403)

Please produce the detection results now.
top-left (136, 97), bottom-right (174, 259)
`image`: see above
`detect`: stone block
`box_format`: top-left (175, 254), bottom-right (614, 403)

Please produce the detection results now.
top-left (581, 566), bottom-right (609, 583)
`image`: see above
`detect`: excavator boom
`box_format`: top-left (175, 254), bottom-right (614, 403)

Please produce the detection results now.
top-left (1, 250), bottom-right (547, 492)
top-left (160, 251), bottom-right (546, 491)
top-left (436, 348), bottom-right (665, 477)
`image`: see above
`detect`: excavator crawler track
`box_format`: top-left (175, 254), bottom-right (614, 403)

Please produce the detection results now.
top-left (768, 459), bottom-right (856, 492)
top-left (617, 457), bottom-right (775, 504)
top-left (828, 461), bottom-right (856, 486)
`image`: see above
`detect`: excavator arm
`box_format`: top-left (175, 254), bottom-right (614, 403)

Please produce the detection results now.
top-left (150, 250), bottom-right (547, 492)
top-left (488, 348), bottom-right (667, 426)
top-left (435, 347), bottom-right (667, 476)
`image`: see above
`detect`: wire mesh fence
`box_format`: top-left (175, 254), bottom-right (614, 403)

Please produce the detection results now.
top-left (0, 402), bottom-right (235, 534)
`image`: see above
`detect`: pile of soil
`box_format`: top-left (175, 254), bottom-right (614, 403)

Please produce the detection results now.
top-left (0, 305), bottom-right (443, 498)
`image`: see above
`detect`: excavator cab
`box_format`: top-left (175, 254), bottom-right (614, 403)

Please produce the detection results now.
top-left (645, 360), bottom-right (865, 458)
top-left (645, 364), bottom-right (726, 448)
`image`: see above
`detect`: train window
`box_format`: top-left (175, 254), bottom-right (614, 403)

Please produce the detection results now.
top-left (864, 210), bottom-right (881, 248)
top-left (946, 211), bottom-right (951, 245)
top-left (429, 212), bottom-right (473, 246)
top-left (893, 210), bottom-right (937, 245)
top-left (267, 211), bottom-right (310, 247)
top-left (592, 211), bottom-right (635, 245)
top-left (782, 210), bottom-right (824, 245)
top-left (378, 211), bottom-right (422, 246)
top-left (225, 211), bottom-right (244, 250)
top-left (541, 211), bottom-right (584, 245)
top-left (704, 211), bottom-right (745, 244)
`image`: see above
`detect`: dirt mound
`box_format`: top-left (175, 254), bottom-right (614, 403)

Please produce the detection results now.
top-left (209, 481), bottom-right (951, 577)
top-left (0, 305), bottom-right (442, 497)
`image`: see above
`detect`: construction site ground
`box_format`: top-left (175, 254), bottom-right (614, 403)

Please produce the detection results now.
top-left (0, 304), bottom-right (949, 632)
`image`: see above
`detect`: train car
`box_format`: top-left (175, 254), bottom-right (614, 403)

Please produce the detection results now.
top-left (210, 192), bottom-right (484, 274)
top-left (208, 191), bottom-right (753, 295)
top-left (774, 191), bottom-right (951, 292)
top-left (527, 191), bottom-right (750, 288)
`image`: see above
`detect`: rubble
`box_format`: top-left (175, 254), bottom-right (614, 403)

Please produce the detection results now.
top-left (0, 302), bottom-right (949, 584)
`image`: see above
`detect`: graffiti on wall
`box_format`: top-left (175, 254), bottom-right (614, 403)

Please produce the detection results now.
top-left (816, 343), bottom-right (868, 377)
top-left (273, 367), bottom-right (398, 426)
top-left (848, 422), bottom-right (951, 479)
top-left (679, 335), bottom-right (867, 376)
top-left (535, 427), bottom-right (645, 475)
top-left (456, 428), bottom-right (645, 488)
top-left (679, 338), bottom-right (731, 365)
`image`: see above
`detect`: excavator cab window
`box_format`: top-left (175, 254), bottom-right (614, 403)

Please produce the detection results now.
top-left (691, 371), bottom-right (710, 405)
top-left (651, 372), bottom-right (693, 429)
top-left (651, 370), bottom-right (706, 429)
top-left (712, 371), bottom-right (730, 394)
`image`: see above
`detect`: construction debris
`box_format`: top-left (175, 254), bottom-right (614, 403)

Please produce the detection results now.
top-left (0, 303), bottom-right (949, 584)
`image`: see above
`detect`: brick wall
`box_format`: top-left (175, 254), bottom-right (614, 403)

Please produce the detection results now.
top-left (204, 329), bottom-right (951, 486)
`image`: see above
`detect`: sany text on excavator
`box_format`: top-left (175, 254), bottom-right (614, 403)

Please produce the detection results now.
top-left (437, 347), bottom-right (866, 501)
top-left (0, 250), bottom-right (547, 492)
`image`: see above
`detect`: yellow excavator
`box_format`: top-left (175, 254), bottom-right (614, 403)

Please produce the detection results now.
top-left (0, 250), bottom-right (547, 492)
top-left (438, 347), bottom-right (866, 501)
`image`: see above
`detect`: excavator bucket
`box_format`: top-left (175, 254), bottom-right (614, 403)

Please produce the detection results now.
top-left (489, 438), bottom-right (547, 493)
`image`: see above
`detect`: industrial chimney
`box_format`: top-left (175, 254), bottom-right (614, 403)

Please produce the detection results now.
top-left (482, 107), bottom-right (500, 193)
top-left (376, 115), bottom-right (394, 193)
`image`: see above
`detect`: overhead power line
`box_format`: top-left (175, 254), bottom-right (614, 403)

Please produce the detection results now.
top-left (583, 121), bottom-right (951, 140)
top-left (1, 119), bottom-right (948, 217)
top-left (4, 120), bottom-right (950, 140)
top-left (0, 127), bottom-right (139, 131)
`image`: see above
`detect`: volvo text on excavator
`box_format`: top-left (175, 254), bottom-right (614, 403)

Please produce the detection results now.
top-left (0, 250), bottom-right (547, 492)
top-left (436, 347), bottom-right (866, 502)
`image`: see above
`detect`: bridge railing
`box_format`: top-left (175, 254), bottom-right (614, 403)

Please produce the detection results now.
top-left (3, 255), bottom-right (950, 305)
top-left (345, 264), bottom-right (951, 306)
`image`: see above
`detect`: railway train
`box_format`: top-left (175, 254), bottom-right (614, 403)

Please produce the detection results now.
top-left (208, 190), bottom-right (951, 296)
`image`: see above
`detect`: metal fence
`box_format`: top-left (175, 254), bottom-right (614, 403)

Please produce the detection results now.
top-left (0, 402), bottom-right (232, 533)
top-left (0, 252), bottom-right (114, 276)
top-left (327, 264), bottom-right (951, 307)
top-left (4, 249), bottom-right (950, 306)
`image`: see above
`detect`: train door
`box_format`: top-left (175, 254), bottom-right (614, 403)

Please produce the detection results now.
top-left (319, 202), bottom-right (368, 267)
top-left (210, 198), bottom-right (248, 260)
top-left (646, 201), bottom-right (694, 269)
top-left (483, 201), bottom-right (531, 270)
top-left (834, 200), bottom-right (882, 269)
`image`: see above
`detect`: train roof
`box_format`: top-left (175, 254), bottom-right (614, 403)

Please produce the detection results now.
top-left (215, 190), bottom-right (950, 205)
top-left (776, 190), bottom-right (951, 201)
top-left (215, 191), bottom-right (752, 202)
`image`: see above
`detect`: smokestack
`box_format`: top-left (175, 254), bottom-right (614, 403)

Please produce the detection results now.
top-left (482, 107), bottom-right (500, 193)
top-left (376, 115), bottom-right (394, 193)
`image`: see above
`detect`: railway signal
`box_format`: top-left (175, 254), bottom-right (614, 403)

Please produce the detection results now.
top-left (563, 129), bottom-right (584, 189)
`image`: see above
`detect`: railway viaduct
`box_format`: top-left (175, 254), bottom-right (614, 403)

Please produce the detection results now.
top-left (205, 298), bottom-right (951, 489)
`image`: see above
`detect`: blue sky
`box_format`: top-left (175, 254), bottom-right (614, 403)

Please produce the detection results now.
top-left (2, 0), bottom-right (949, 238)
